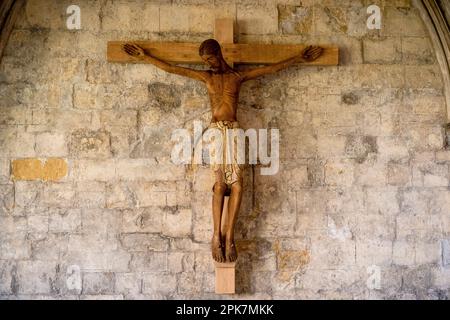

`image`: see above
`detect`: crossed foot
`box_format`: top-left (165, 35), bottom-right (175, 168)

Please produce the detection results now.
top-left (211, 234), bottom-right (237, 263)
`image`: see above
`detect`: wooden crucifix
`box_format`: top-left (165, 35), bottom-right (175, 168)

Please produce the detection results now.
top-left (107, 18), bottom-right (338, 294)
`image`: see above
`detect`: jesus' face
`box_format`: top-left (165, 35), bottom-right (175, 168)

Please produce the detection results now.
top-left (201, 54), bottom-right (221, 71)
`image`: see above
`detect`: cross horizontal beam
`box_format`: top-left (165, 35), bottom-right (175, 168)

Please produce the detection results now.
top-left (107, 41), bottom-right (339, 65)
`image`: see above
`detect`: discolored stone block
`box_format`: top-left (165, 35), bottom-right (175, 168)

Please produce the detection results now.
top-left (69, 129), bottom-right (111, 159)
top-left (11, 158), bottom-right (68, 181)
top-left (278, 5), bottom-right (313, 35)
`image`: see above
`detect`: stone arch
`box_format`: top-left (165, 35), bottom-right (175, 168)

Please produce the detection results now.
top-left (413, 0), bottom-right (450, 124)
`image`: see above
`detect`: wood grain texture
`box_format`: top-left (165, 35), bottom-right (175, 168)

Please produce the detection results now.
top-left (214, 261), bottom-right (236, 294)
top-left (214, 18), bottom-right (234, 44)
top-left (214, 18), bottom-right (234, 66)
top-left (108, 41), bottom-right (339, 66)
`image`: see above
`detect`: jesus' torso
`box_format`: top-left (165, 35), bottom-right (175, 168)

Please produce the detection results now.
top-left (205, 70), bottom-right (242, 122)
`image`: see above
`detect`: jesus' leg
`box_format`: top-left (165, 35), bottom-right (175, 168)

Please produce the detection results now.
top-left (212, 171), bottom-right (227, 263)
top-left (224, 179), bottom-right (243, 262)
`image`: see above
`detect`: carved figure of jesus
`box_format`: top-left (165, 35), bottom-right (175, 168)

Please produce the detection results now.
top-left (123, 40), bottom-right (323, 263)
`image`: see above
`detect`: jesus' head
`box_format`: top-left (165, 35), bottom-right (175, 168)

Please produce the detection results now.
top-left (199, 39), bottom-right (223, 71)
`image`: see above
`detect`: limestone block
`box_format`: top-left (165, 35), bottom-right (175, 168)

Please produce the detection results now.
top-left (402, 37), bottom-right (435, 65)
top-left (167, 252), bottom-right (195, 273)
top-left (429, 189), bottom-right (450, 215)
top-left (27, 215), bottom-right (49, 233)
top-left (411, 162), bottom-right (449, 187)
top-left (82, 272), bottom-right (115, 295)
top-left (69, 129), bottom-right (111, 159)
top-left (63, 249), bottom-right (131, 272)
top-left (31, 109), bottom-right (92, 131)
top-left (16, 260), bottom-right (57, 295)
top-left (0, 106), bottom-right (32, 125)
top-left (120, 234), bottom-right (169, 252)
top-left (314, 6), bottom-right (348, 35)
top-left (162, 208), bottom-right (192, 237)
top-left (98, 110), bottom-right (137, 128)
top-left (324, 159), bottom-right (355, 186)
top-left (142, 272), bottom-right (177, 295)
top-left (352, 64), bottom-right (405, 88)
top-left (160, 4), bottom-right (234, 33)
top-left (387, 162), bottom-right (411, 186)
top-left (24, 0), bottom-right (101, 31)
top-left (405, 65), bottom-right (443, 89)
top-left (0, 261), bottom-right (17, 295)
top-left (0, 126), bottom-right (35, 158)
top-left (393, 240), bottom-right (416, 266)
top-left (102, 2), bottom-right (159, 32)
top-left (317, 134), bottom-right (347, 158)
top-left (308, 238), bottom-right (355, 269)
top-left (48, 208), bottom-right (82, 233)
top-left (121, 207), bottom-right (164, 233)
top-left (363, 38), bottom-right (401, 64)
top-left (115, 273), bottom-right (142, 297)
top-left (396, 214), bottom-right (442, 242)
top-left (0, 232), bottom-right (30, 260)
top-left (278, 5), bottom-right (313, 35)
top-left (129, 252), bottom-right (167, 272)
top-left (71, 159), bottom-right (116, 181)
top-left (383, 7), bottom-right (427, 37)
top-left (0, 184), bottom-right (15, 215)
top-left (355, 214), bottom-right (396, 241)
top-left (35, 132), bottom-right (67, 157)
top-left (237, 2), bottom-right (278, 35)
top-left (354, 156), bottom-right (387, 186)
top-left (399, 188), bottom-right (432, 216)
top-left (41, 182), bottom-right (76, 208)
top-left (11, 158), bottom-right (68, 182)
top-left (355, 240), bottom-right (393, 266)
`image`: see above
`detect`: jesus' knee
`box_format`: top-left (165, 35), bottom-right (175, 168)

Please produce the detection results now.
top-left (231, 181), bottom-right (243, 195)
top-left (213, 182), bottom-right (228, 195)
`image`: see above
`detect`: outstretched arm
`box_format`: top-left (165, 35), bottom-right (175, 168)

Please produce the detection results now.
top-left (240, 45), bottom-right (324, 82)
top-left (123, 43), bottom-right (209, 83)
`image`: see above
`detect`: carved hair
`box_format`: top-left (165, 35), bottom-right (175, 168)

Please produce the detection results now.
top-left (199, 39), bottom-right (222, 56)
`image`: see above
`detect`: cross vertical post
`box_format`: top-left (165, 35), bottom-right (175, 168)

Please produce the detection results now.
top-left (213, 17), bottom-right (237, 295)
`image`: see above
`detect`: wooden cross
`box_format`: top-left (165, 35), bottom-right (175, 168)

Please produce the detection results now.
top-left (107, 19), bottom-right (338, 67)
top-left (107, 18), bottom-right (338, 295)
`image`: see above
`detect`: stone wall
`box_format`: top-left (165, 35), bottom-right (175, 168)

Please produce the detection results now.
top-left (1, 0), bottom-right (450, 299)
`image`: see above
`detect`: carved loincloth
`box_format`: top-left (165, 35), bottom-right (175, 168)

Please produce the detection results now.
top-left (207, 120), bottom-right (244, 189)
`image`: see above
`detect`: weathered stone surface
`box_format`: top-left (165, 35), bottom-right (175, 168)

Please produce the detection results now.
top-left (69, 129), bottom-right (111, 159)
top-left (120, 234), bottom-right (169, 252)
top-left (35, 132), bottom-right (67, 157)
top-left (237, 2), bottom-right (278, 35)
top-left (121, 207), bottom-right (164, 233)
top-left (130, 252), bottom-right (167, 272)
top-left (82, 272), bottom-right (115, 295)
top-left (102, 2), bottom-right (159, 32)
top-left (363, 38), bottom-right (402, 64)
top-left (0, 260), bottom-right (17, 295)
top-left (278, 5), bottom-right (313, 35)
top-left (11, 158), bottom-right (68, 181)
top-left (115, 272), bottom-right (141, 297)
top-left (0, 232), bottom-right (31, 260)
top-left (142, 272), bottom-right (177, 296)
top-left (16, 261), bottom-right (58, 295)
top-left (441, 239), bottom-right (450, 268)
top-left (0, 184), bottom-right (14, 215)
top-left (162, 208), bottom-right (192, 237)
top-left (0, 0), bottom-right (448, 300)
